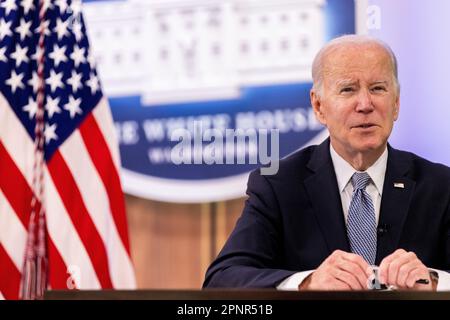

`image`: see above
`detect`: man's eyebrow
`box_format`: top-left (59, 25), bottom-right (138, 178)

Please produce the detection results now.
top-left (371, 81), bottom-right (389, 85)
top-left (335, 79), bottom-right (357, 87)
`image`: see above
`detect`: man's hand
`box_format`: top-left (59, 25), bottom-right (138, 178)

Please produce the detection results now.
top-left (378, 249), bottom-right (435, 291)
top-left (299, 250), bottom-right (371, 290)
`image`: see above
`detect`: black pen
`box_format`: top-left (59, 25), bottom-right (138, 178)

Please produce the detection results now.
top-left (415, 279), bottom-right (430, 285)
top-left (377, 279), bottom-right (430, 290)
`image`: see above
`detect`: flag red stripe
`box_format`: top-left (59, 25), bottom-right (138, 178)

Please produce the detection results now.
top-left (79, 114), bottom-right (130, 255)
top-left (0, 141), bottom-right (32, 227)
top-left (0, 244), bottom-right (21, 300)
top-left (47, 232), bottom-right (70, 290)
top-left (47, 150), bottom-right (113, 288)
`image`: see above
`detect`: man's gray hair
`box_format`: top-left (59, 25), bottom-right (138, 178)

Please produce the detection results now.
top-left (311, 34), bottom-right (399, 96)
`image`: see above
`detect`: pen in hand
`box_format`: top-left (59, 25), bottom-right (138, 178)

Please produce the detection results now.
top-left (415, 279), bottom-right (430, 285)
top-left (368, 266), bottom-right (431, 289)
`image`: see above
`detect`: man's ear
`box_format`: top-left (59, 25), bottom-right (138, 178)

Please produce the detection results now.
top-left (311, 90), bottom-right (326, 125)
top-left (393, 94), bottom-right (400, 121)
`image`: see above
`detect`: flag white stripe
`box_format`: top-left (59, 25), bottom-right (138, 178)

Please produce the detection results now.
top-left (59, 130), bottom-right (135, 288)
top-left (0, 189), bottom-right (27, 271)
top-left (44, 167), bottom-right (102, 289)
top-left (0, 93), bottom-right (101, 290)
top-left (92, 98), bottom-right (121, 170)
top-left (0, 290), bottom-right (4, 300)
top-left (0, 93), bottom-right (33, 186)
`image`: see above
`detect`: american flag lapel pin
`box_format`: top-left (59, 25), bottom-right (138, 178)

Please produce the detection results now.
top-left (394, 182), bottom-right (405, 189)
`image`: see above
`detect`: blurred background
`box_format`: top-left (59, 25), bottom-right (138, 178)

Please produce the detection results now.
top-left (81, 0), bottom-right (450, 288)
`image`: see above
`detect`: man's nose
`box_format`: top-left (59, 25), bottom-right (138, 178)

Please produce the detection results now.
top-left (355, 89), bottom-right (374, 113)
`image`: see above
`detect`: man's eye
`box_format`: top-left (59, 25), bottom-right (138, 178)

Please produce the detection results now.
top-left (371, 86), bottom-right (386, 91)
top-left (340, 87), bottom-right (354, 93)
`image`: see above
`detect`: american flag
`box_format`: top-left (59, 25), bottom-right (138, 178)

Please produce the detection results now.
top-left (0, 0), bottom-right (136, 299)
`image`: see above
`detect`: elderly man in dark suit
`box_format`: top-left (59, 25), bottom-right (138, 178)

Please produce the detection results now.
top-left (203, 35), bottom-right (450, 291)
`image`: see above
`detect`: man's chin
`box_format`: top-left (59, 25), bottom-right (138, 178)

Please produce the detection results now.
top-left (352, 141), bottom-right (386, 154)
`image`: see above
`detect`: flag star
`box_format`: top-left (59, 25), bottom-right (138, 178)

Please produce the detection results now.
top-left (87, 49), bottom-right (96, 69)
top-left (32, 47), bottom-right (43, 62)
top-left (72, 20), bottom-right (83, 42)
top-left (15, 18), bottom-right (32, 41)
top-left (49, 44), bottom-right (68, 67)
top-left (55, 0), bottom-right (68, 14)
top-left (70, 0), bottom-right (82, 16)
top-left (1, 0), bottom-right (17, 15)
top-left (22, 97), bottom-right (37, 119)
top-left (28, 71), bottom-right (40, 93)
top-left (6, 70), bottom-right (25, 93)
top-left (0, 47), bottom-right (7, 63)
top-left (35, 20), bottom-right (51, 36)
top-left (53, 18), bottom-right (70, 41)
top-left (0, 19), bottom-right (12, 40)
top-left (86, 73), bottom-right (100, 94)
top-left (45, 96), bottom-right (62, 118)
top-left (20, 0), bottom-right (34, 15)
top-left (45, 70), bottom-right (64, 93)
top-left (67, 70), bottom-right (83, 93)
top-left (11, 44), bottom-right (29, 67)
top-left (64, 95), bottom-right (82, 118)
top-left (70, 45), bottom-right (86, 67)
top-left (44, 123), bottom-right (58, 144)
top-left (42, 0), bottom-right (54, 12)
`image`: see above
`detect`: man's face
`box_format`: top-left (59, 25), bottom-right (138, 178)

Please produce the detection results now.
top-left (311, 44), bottom-right (399, 157)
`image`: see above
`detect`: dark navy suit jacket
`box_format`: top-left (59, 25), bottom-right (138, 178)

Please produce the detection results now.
top-left (203, 139), bottom-right (450, 288)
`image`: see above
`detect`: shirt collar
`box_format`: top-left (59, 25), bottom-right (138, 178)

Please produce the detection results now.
top-left (329, 143), bottom-right (388, 195)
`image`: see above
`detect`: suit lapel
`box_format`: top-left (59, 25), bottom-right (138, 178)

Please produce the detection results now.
top-left (376, 146), bottom-right (415, 264)
top-left (304, 139), bottom-right (350, 253)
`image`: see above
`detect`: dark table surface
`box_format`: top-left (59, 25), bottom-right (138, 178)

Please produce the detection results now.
top-left (44, 289), bottom-right (450, 300)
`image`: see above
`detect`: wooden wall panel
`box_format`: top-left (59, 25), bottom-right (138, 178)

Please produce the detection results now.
top-left (125, 194), bottom-right (246, 289)
top-left (126, 195), bottom-right (202, 289)
top-left (225, 198), bottom-right (246, 237)
top-left (213, 199), bottom-right (246, 255)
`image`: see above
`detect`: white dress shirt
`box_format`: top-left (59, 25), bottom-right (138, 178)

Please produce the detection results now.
top-left (330, 144), bottom-right (387, 226)
top-left (277, 144), bottom-right (450, 291)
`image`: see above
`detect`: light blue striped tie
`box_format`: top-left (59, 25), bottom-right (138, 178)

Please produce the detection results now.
top-left (347, 172), bottom-right (377, 265)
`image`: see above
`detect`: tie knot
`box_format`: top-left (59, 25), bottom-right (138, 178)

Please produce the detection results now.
top-left (351, 172), bottom-right (371, 190)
